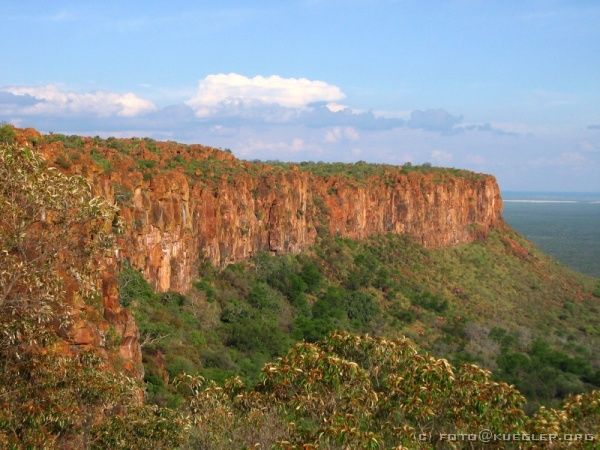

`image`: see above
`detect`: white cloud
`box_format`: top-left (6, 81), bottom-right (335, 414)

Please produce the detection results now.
top-left (326, 102), bottom-right (347, 112)
top-left (2, 84), bottom-right (156, 117)
top-left (324, 126), bottom-right (359, 143)
top-left (186, 73), bottom-right (345, 117)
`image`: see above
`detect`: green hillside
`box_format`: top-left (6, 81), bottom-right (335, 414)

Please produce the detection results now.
top-left (122, 223), bottom-right (600, 412)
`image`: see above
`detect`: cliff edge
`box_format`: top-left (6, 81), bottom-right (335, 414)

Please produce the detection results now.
top-left (17, 129), bottom-right (503, 292)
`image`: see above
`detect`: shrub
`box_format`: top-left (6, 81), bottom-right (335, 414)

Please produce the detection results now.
top-left (410, 290), bottom-right (448, 312)
top-left (178, 332), bottom-right (538, 449)
top-left (106, 136), bottom-right (129, 153)
top-left (247, 281), bottom-right (279, 311)
top-left (225, 317), bottom-right (289, 356)
top-left (0, 141), bottom-right (181, 448)
top-left (388, 302), bottom-right (416, 323)
top-left (344, 291), bottom-right (379, 327)
top-left (143, 138), bottom-right (160, 154)
top-left (55, 154), bottom-right (72, 169)
top-left (113, 183), bottom-right (133, 205)
top-left (118, 261), bottom-right (156, 307)
top-left (91, 149), bottom-right (111, 172)
top-left (299, 258), bottom-right (323, 291)
top-left (138, 159), bottom-right (157, 170)
top-left (45, 133), bottom-right (84, 149)
top-left (494, 337), bottom-right (598, 407)
top-left (0, 123), bottom-right (16, 144)
top-left (166, 355), bottom-right (197, 378)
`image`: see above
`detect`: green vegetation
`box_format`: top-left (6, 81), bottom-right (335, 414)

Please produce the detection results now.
top-left (175, 333), bottom-right (599, 449)
top-left (121, 229), bottom-right (599, 411)
top-left (40, 132), bottom-right (162, 158)
top-left (0, 123), bottom-right (16, 144)
top-left (33, 130), bottom-right (490, 187)
top-left (0, 142), bottom-right (182, 448)
top-left (491, 327), bottom-right (600, 412)
top-left (178, 332), bottom-right (528, 449)
top-left (266, 160), bottom-right (486, 183)
top-left (143, 137), bottom-right (160, 154)
top-left (105, 136), bottom-right (130, 153)
top-left (138, 159), bottom-right (157, 170)
top-left (91, 148), bottom-right (112, 172)
top-left (166, 154), bottom-right (261, 184)
top-left (10, 130), bottom-right (494, 199)
top-left (45, 133), bottom-right (85, 149)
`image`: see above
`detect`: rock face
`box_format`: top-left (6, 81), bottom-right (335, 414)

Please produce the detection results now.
top-left (29, 130), bottom-right (502, 293)
top-left (9, 128), bottom-right (145, 380)
top-left (121, 171), bottom-right (501, 293)
top-left (64, 257), bottom-right (143, 379)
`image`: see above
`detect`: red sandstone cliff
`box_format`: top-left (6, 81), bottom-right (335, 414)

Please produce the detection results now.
top-left (19, 129), bottom-right (503, 294)
top-left (120, 169), bottom-right (501, 293)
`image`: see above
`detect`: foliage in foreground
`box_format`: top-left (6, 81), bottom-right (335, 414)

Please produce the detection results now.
top-left (176, 332), bottom-right (599, 449)
top-left (0, 142), bottom-right (183, 448)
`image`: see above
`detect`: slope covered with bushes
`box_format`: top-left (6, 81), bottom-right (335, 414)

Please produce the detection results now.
top-left (123, 222), bottom-right (599, 411)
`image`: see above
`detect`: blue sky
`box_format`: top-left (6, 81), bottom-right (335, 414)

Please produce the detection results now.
top-left (1, 0), bottom-right (600, 191)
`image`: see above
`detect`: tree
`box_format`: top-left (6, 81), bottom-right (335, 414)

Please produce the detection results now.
top-left (0, 142), bottom-right (183, 448)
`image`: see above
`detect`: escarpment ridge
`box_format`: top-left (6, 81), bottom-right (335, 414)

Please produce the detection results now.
top-left (15, 128), bottom-right (503, 293)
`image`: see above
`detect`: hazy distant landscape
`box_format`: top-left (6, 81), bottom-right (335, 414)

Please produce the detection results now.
top-left (503, 192), bottom-right (600, 276)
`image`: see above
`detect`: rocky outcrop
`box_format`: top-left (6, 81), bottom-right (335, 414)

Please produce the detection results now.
top-left (119, 170), bottom-right (501, 293)
top-left (24, 129), bottom-right (502, 293)
top-left (63, 257), bottom-right (143, 378)
top-left (7, 128), bottom-right (145, 381)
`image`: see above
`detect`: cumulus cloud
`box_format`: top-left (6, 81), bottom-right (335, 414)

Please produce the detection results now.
top-left (186, 73), bottom-right (345, 117)
top-left (0, 76), bottom-right (525, 154)
top-left (403, 110), bottom-right (518, 136)
top-left (1, 84), bottom-right (156, 117)
top-left (1, 77), bottom-right (508, 139)
top-left (0, 91), bottom-right (38, 107)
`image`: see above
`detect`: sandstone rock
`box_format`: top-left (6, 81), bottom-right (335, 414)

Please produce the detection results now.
top-left (33, 131), bottom-right (503, 294)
